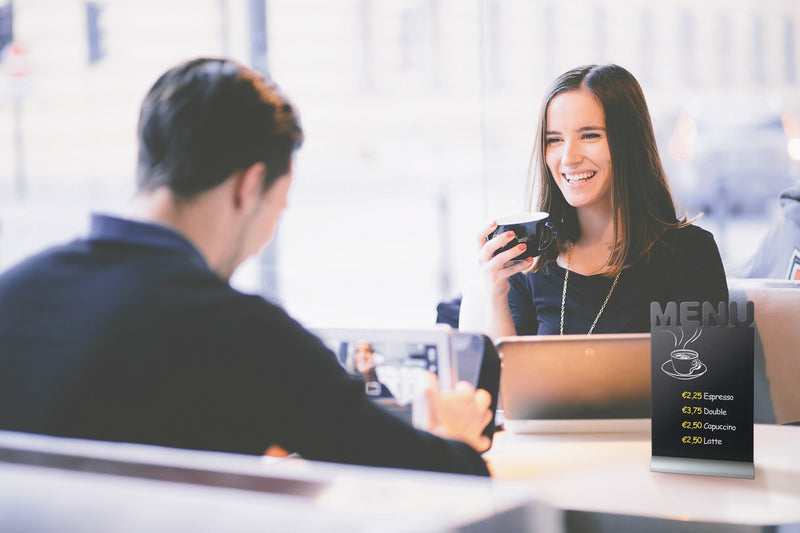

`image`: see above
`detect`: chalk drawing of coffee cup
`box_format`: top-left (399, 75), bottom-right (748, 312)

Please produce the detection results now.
top-left (671, 349), bottom-right (701, 375)
top-left (662, 348), bottom-right (707, 380)
top-left (661, 328), bottom-right (707, 380)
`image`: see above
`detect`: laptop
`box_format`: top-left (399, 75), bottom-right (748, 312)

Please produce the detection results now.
top-left (495, 333), bottom-right (651, 433)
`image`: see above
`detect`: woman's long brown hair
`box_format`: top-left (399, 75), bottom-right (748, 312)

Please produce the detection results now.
top-left (526, 64), bottom-right (688, 277)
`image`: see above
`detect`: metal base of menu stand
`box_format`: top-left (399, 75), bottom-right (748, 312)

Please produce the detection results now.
top-left (651, 456), bottom-right (755, 479)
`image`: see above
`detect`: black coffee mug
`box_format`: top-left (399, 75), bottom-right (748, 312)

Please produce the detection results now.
top-left (489, 212), bottom-right (558, 261)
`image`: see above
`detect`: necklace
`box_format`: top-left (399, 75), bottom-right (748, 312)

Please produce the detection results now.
top-left (560, 241), bottom-right (621, 335)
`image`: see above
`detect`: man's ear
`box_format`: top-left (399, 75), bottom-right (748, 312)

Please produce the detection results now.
top-left (233, 162), bottom-right (267, 212)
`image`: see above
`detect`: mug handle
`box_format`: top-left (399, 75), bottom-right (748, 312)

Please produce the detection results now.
top-left (538, 222), bottom-right (558, 251)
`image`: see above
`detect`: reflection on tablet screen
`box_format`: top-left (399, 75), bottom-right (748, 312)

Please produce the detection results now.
top-left (315, 327), bottom-right (454, 426)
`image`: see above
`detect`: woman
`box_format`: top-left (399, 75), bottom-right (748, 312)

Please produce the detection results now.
top-left (478, 64), bottom-right (728, 339)
top-left (352, 341), bottom-right (394, 398)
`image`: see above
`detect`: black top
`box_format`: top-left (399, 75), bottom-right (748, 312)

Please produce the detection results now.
top-left (508, 225), bottom-right (729, 335)
top-left (0, 214), bottom-right (488, 476)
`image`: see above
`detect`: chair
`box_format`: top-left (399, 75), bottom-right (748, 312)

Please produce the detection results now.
top-left (727, 278), bottom-right (800, 425)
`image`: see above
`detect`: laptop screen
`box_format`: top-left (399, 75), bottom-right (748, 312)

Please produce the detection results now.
top-left (496, 333), bottom-right (651, 433)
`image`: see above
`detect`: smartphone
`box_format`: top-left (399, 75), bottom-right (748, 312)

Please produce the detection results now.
top-left (452, 332), bottom-right (501, 445)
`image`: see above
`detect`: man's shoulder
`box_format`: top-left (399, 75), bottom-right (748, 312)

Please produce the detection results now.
top-left (214, 289), bottom-right (324, 347)
top-left (0, 239), bottom-right (83, 286)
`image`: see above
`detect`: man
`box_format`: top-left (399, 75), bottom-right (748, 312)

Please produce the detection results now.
top-left (739, 179), bottom-right (800, 280)
top-left (0, 58), bottom-right (492, 476)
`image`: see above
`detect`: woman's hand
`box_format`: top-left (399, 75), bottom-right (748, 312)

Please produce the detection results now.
top-left (477, 221), bottom-right (533, 301)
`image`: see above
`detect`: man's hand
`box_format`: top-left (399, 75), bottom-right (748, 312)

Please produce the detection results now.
top-left (414, 372), bottom-right (493, 453)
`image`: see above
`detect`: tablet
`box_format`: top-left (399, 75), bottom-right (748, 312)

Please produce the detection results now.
top-left (313, 326), bottom-right (456, 426)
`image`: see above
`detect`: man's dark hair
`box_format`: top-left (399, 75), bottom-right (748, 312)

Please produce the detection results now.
top-left (136, 57), bottom-right (304, 198)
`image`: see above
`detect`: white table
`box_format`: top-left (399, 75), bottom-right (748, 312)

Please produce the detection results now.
top-left (0, 429), bottom-right (532, 533)
top-left (3, 425), bottom-right (798, 532)
top-left (486, 423), bottom-right (800, 528)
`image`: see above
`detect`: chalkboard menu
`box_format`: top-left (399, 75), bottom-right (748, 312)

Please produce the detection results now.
top-left (649, 301), bottom-right (755, 479)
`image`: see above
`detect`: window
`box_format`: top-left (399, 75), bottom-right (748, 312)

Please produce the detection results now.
top-left (715, 13), bottom-right (732, 85)
top-left (784, 16), bottom-right (796, 84)
top-left (751, 15), bottom-right (765, 84)
top-left (680, 10), bottom-right (696, 86)
top-left (0, 0), bottom-right (790, 329)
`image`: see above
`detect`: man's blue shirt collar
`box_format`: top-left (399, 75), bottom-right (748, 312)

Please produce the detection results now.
top-left (88, 213), bottom-right (209, 270)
